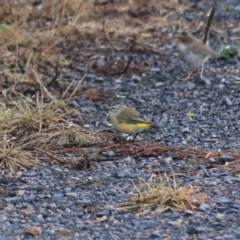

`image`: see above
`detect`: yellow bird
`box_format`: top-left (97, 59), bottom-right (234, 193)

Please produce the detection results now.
top-left (109, 105), bottom-right (157, 141)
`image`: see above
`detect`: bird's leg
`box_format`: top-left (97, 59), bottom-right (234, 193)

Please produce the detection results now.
top-left (122, 134), bottom-right (130, 141)
top-left (200, 63), bottom-right (204, 78)
top-left (182, 67), bottom-right (196, 80)
top-left (131, 133), bottom-right (138, 142)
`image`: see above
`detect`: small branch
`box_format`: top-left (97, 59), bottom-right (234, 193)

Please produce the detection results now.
top-left (117, 54), bottom-right (133, 75)
top-left (48, 56), bottom-right (60, 87)
top-left (68, 73), bottom-right (87, 100)
top-left (36, 148), bottom-right (67, 164)
top-left (203, 8), bottom-right (215, 44)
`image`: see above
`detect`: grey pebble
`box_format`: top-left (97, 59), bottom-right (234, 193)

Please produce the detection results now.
top-left (34, 214), bottom-right (45, 223)
top-left (22, 171), bottom-right (39, 177)
top-left (69, 101), bottom-right (79, 108)
top-left (115, 167), bottom-right (132, 178)
top-left (150, 68), bottom-right (160, 73)
top-left (96, 209), bottom-right (111, 217)
top-left (223, 97), bottom-right (232, 106)
top-left (219, 155), bottom-right (235, 163)
top-left (65, 192), bottom-right (78, 199)
top-left (76, 66), bottom-right (88, 72)
top-left (199, 203), bottom-right (211, 212)
top-left (187, 226), bottom-right (203, 234)
top-left (216, 197), bottom-right (232, 204)
top-left (51, 194), bottom-right (65, 202)
top-left (104, 151), bottom-right (115, 157)
top-left (155, 82), bottom-right (165, 87)
top-left (131, 75), bottom-right (142, 82)
top-left (96, 77), bottom-right (104, 82)
top-left (85, 73), bottom-right (96, 81)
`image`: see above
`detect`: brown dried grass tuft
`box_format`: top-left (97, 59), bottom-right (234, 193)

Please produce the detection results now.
top-left (0, 132), bottom-right (37, 172)
top-left (116, 172), bottom-right (208, 215)
top-left (0, 84), bottom-right (103, 172)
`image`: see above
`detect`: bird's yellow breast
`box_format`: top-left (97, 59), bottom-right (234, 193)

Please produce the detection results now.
top-left (112, 121), bottom-right (152, 134)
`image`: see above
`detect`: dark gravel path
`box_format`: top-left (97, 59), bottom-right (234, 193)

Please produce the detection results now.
top-left (1, 0), bottom-right (240, 239)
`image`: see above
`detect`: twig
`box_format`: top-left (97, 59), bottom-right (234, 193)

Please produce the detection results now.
top-left (203, 8), bottom-right (215, 44)
top-left (48, 56), bottom-right (60, 87)
top-left (68, 73), bottom-right (87, 100)
top-left (116, 55), bottom-right (133, 75)
top-left (36, 148), bottom-right (67, 164)
top-left (62, 80), bottom-right (75, 99)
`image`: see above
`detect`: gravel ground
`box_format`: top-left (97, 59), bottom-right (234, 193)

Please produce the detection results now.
top-left (1, 0), bottom-right (240, 239)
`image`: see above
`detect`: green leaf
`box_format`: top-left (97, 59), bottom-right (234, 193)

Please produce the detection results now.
top-left (187, 112), bottom-right (196, 118)
top-left (217, 45), bottom-right (240, 60)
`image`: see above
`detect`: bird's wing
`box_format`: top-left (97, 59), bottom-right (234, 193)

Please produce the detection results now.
top-left (126, 116), bottom-right (152, 125)
top-left (116, 108), bottom-right (139, 122)
top-left (191, 44), bottom-right (215, 57)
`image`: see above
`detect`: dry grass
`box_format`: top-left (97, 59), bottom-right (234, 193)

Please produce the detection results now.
top-left (0, 132), bottom-right (37, 172)
top-left (0, 94), bottom-right (103, 170)
top-left (0, 68), bottom-right (102, 171)
top-left (116, 172), bottom-right (208, 215)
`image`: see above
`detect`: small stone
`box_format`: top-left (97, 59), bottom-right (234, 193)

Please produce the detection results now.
top-left (122, 156), bottom-right (133, 163)
top-left (25, 226), bottom-right (42, 236)
top-left (151, 230), bottom-right (162, 238)
top-left (219, 155), bottom-right (235, 163)
top-left (65, 192), bottom-right (78, 199)
top-left (96, 57), bottom-right (106, 68)
top-left (224, 176), bottom-right (240, 182)
top-left (215, 213), bottom-right (225, 221)
top-left (150, 68), bottom-right (160, 73)
top-left (164, 157), bottom-right (172, 163)
top-left (116, 168), bottom-right (131, 178)
top-left (198, 165), bottom-right (207, 170)
top-left (95, 215), bottom-right (108, 223)
top-left (203, 78), bottom-right (211, 85)
top-left (51, 194), bottom-right (64, 202)
top-left (208, 158), bottom-right (216, 163)
top-left (218, 83), bottom-right (225, 89)
top-left (168, 219), bottom-right (182, 228)
top-left (17, 190), bottom-right (25, 196)
top-left (64, 188), bottom-right (72, 193)
top-left (96, 209), bottom-right (110, 217)
top-left (187, 226), bottom-right (202, 234)
top-left (184, 210), bottom-right (194, 216)
top-left (223, 97), bottom-right (232, 106)
top-left (159, 166), bottom-right (169, 173)
top-left (34, 214), bottom-right (44, 223)
top-left (0, 215), bottom-right (7, 222)
top-left (171, 154), bottom-right (180, 160)
top-left (76, 66), bottom-right (87, 72)
top-left (69, 101), bottom-right (79, 108)
top-left (22, 209), bottom-right (35, 216)
top-left (199, 203), bottom-right (211, 212)
top-left (217, 198), bottom-right (232, 204)
top-left (22, 171), bottom-right (39, 177)
top-left (85, 74), bottom-right (96, 81)
top-left (155, 82), bottom-right (164, 87)
top-left (131, 74), bottom-right (142, 82)
top-left (9, 218), bottom-right (19, 224)
top-left (96, 77), bottom-right (104, 82)
top-left (104, 151), bottom-right (115, 157)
